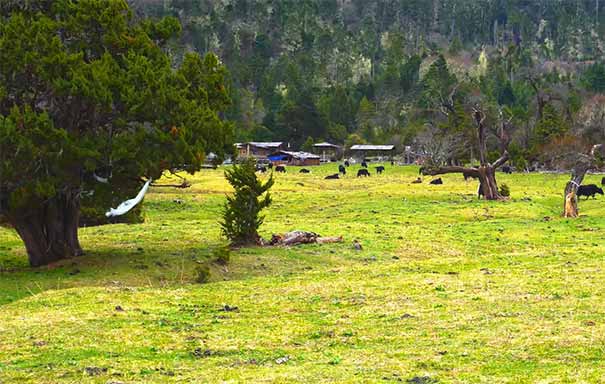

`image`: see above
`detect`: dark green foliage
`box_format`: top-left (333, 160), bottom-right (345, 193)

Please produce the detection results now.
top-left (221, 159), bottom-right (274, 246)
top-left (582, 62), bottom-right (605, 93)
top-left (497, 81), bottom-right (516, 107)
top-left (195, 264), bottom-right (211, 284)
top-left (301, 137), bottom-right (315, 153)
top-left (420, 55), bottom-right (457, 109)
top-left (533, 104), bottom-right (569, 146)
top-left (276, 94), bottom-right (326, 148)
top-left (400, 55), bottom-right (422, 94)
top-left (499, 183), bottom-right (510, 197)
top-left (488, 151), bottom-right (502, 164)
top-left (449, 36), bottom-right (463, 56)
top-left (213, 246), bottom-right (231, 266)
top-left (0, 0), bottom-right (233, 265)
top-left (507, 142), bottom-right (529, 171)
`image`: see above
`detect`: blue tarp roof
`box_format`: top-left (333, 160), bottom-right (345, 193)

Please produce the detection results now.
top-left (268, 154), bottom-right (288, 161)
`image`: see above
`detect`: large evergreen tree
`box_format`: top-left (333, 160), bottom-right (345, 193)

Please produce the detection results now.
top-left (0, 0), bottom-right (233, 266)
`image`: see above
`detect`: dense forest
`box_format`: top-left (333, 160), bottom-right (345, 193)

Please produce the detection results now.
top-left (130, 0), bottom-right (605, 168)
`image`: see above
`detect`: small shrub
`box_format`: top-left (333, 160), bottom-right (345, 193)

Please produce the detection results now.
top-left (221, 158), bottom-right (274, 245)
top-left (499, 183), bottom-right (510, 197)
top-left (195, 265), bottom-right (210, 284)
top-left (213, 246), bottom-right (231, 265)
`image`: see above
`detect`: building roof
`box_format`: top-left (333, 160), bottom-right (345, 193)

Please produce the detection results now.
top-left (249, 142), bottom-right (283, 149)
top-left (350, 144), bottom-right (395, 151)
top-left (235, 142), bottom-right (283, 149)
top-left (313, 142), bottom-right (341, 148)
top-left (276, 150), bottom-right (320, 159)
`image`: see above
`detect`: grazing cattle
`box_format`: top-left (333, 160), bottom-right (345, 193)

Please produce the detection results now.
top-left (501, 165), bottom-right (512, 174)
top-left (325, 173), bottom-right (340, 179)
top-left (411, 177), bottom-right (422, 184)
top-left (463, 171), bottom-right (478, 181)
top-left (357, 169), bottom-right (370, 177)
top-left (267, 162), bottom-right (273, 169)
top-left (361, 161), bottom-right (368, 168)
top-left (338, 164), bottom-right (346, 175)
top-left (375, 166), bottom-right (385, 174)
top-left (344, 160), bottom-right (350, 167)
top-left (275, 165), bottom-right (286, 173)
top-left (429, 178), bottom-right (443, 185)
top-left (256, 166), bottom-right (267, 173)
top-left (299, 168), bottom-right (310, 173)
top-left (577, 184), bottom-right (604, 199)
top-left (391, 160), bottom-right (395, 166)
top-left (601, 177), bottom-right (605, 186)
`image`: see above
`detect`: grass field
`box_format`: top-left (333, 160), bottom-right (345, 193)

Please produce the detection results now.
top-left (2, 164), bottom-right (605, 383)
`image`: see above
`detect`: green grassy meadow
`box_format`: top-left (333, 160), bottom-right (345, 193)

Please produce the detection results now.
top-left (2, 164), bottom-right (605, 383)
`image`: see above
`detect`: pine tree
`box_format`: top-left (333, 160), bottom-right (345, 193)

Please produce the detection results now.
top-left (420, 54), bottom-right (457, 109)
top-left (533, 104), bottom-right (569, 146)
top-left (301, 136), bottom-right (315, 152)
top-left (221, 159), bottom-right (274, 246)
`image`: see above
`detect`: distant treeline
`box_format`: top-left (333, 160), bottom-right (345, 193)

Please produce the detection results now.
top-left (130, 0), bottom-right (605, 167)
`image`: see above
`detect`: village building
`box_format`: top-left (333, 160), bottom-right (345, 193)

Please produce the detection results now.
top-left (312, 142), bottom-right (342, 162)
top-left (349, 144), bottom-right (395, 161)
top-left (236, 142), bottom-right (284, 159)
top-left (268, 150), bottom-right (321, 166)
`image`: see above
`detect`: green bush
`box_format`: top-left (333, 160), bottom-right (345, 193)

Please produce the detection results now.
top-left (195, 265), bottom-right (211, 284)
top-left (213, 246), bottom-right (231, 265)
top-left (499, 183), bottom-right (510, 197)
top-left (515, 157), bottom-right (528, 172)
top-left (221, 158), bottom-right (274, 245)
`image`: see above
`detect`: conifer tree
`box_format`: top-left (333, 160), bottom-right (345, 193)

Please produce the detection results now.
top-left (0, 0), bottom-right (233, 266)
top-left (221, 159), bottom-right (273, 246)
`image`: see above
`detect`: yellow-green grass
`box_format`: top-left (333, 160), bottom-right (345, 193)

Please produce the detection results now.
top-left (1, 164), bottom-right (605, 383)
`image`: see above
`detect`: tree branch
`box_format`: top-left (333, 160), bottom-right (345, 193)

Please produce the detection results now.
top-left (492, 150), bottom-right (510, 168)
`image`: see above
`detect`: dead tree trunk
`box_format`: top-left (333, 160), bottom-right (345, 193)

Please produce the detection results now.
top-left (421, 108), bottom-right (509, 200)
top-left (563, 163), bottom-right (590, 218)
top-left (7, 190), bottom-right (83, 267)
top-left (562, 148), bottom-right (602, 218)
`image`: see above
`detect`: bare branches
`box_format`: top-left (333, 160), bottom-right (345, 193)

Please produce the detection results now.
top-left (497, 108), bottom-right (513, 152)
top-left (473, 107), bottom-right (488, 165)
top-left (416, 123), bottom-right (465, 166)
top-left (439, 83), bottom-right (460, 117)
top-left (417, 106), bottom-right (511, 200)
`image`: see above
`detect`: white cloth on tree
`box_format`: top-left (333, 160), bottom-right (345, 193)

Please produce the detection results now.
top-left (93, 173), bottom-right (109, 184)
top-left (105, 179), bottom-right (152, 218)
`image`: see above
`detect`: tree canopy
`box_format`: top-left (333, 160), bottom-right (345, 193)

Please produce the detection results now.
top-left (0, 0), bottom-right (233, 266)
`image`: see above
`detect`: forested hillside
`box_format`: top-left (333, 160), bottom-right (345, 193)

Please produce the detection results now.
top-left (131, 0), bottom-right (605, 167)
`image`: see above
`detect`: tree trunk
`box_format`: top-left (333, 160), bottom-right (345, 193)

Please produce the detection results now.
top-left (478, 165), bottom-right (501, 200)
top-left (420, 108), bottom-right (509, 201)
top-left (563, 164), bottom-right (590, 218)
top-left (9, 191), bottom-right (83, 267)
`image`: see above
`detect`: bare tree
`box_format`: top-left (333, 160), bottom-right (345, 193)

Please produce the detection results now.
top-left (562, 145), bottom-right (604, 217)
top-left (416, 123), bottom-right (464, 165)
top-left (421, 108), bottom-right (509, 200)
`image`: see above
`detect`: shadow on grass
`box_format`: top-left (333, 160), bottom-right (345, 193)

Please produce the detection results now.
top-left (0, 241), bottom-right (225, 306)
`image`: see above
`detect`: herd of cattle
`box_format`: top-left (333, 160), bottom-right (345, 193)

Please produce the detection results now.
top-left (255, 162), bottom-right (605, 200)
top-left (256, 160), bottom-right (387, 179)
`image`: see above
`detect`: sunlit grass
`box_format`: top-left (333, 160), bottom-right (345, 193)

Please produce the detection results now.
top-left (1, 164), bottom-right (605, 383)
